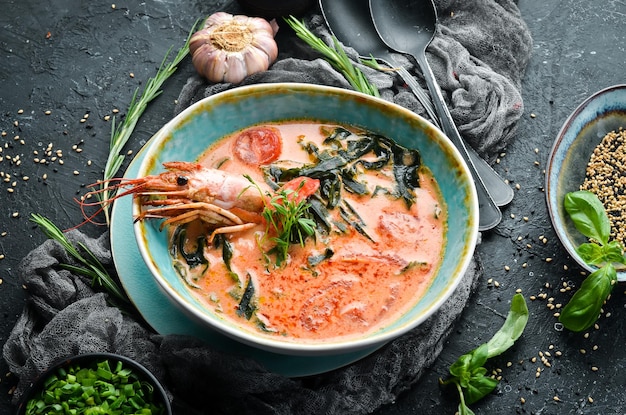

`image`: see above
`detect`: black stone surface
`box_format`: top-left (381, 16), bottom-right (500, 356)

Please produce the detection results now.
top-left (1, 1), bottom-right (625, 414)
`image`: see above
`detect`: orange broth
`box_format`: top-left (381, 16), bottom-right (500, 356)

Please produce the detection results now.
top-left (175, 122), bottom-right (447, 342)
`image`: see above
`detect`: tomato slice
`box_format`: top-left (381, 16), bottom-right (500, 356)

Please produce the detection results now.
top-left (233, 126), bottom-right (282, 165)
top-left (279, 177), bottom-right (320, 203)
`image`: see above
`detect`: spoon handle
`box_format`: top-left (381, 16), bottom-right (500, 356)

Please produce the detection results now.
top-left (415, 54), bottom-right (502, 230)
top-left (387, 58), bottom-right (513, 207)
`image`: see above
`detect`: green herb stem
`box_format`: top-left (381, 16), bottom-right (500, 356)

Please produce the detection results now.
top-left (99, 20), bottom-right (200, 224)
top-left (30, 214), bottom-right (129, 305)
top-left (284, 16), bottom-right (379, 97)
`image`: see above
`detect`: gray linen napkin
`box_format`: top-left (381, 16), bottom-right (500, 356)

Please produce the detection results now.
top-left (3, 1), bottom-right (532, 414)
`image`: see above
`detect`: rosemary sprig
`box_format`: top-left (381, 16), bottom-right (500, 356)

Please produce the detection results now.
top-left (99, 20), bottom-right (200, 224)
top-left (284, 16), bottom-right (379, 97)
top-left (30, 214), bottom-right (129, 305)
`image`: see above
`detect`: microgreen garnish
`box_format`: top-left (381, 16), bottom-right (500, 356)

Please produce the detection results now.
top-left (30, 214), bottom-right (129, 306)
top-left (558, 190), bottom-right (625, 332)
top-left (440, 293), bottom-right (528, 414)
top-left (246, 176), bottom-right (317, 267)
top-left (284, 16), bottom-right (379, 97)
top-left (99, 20), bottom-right (200, 224)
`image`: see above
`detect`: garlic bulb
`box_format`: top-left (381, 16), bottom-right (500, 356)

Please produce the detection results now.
top-left (189, 12), bottom-right (279, 84)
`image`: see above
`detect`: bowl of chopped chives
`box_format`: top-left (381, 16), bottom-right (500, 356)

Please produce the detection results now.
top-left (546, 84), bottom-right (626, 282)
top-left (16, 353), bottom-right (171, 415)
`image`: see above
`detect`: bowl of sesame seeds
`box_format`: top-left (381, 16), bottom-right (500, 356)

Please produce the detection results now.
top-left (546, 84), bottom-right (626, 282)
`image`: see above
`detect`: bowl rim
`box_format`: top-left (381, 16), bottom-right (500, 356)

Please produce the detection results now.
top-left (545, 83), bottom-right (626, 280)
top-left (15, 352), bottom-right (171, 415)
top-left (132, 82), bottom-right (479, 354)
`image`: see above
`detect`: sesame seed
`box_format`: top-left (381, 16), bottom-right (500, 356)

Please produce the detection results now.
top-left (580, 128), bottom-right (626, 244)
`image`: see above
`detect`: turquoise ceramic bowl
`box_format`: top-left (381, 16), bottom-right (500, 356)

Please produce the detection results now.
top-left (134, 83), bottom-right (478, 356)
top-left (546, 84), bottom-right (626, 282)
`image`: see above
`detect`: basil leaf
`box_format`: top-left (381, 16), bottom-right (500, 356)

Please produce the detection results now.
top-left (485, 293), bottom-right (529, 358)
top-left (564, 191), bottom-right (611, 245)
top-left (576, 242), bottom-right (606, 265)
top-left (464, 374), bottom-right (499, 405)
top-left (458, 403), bottom-right (476, 415)
top-left (602, 241), bottom-right (626, 265)
top-left (449, 353), bottom-right (473, 379)
top-left (559, 264), bottom-right (616, 332)
top-left (450, 343), bottom-right (489, 383)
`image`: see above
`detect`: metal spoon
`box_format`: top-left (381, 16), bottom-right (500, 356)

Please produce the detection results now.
top-left (318, 0), bottom-right (438, 122)
top-left (318, 0), bottom-right (513, 209)
top-left (370, 0), bottom-right (503, 230)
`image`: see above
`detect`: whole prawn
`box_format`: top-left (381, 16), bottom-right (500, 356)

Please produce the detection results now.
top-left (81, 161), bottom-right (318, 242)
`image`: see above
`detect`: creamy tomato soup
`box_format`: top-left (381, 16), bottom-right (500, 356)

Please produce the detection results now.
top-left (170, 122), bottom-right (447, 342)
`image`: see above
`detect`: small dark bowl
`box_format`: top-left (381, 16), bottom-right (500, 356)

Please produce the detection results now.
top-left (16, 353), bottom-right (171, 415)
top-left (546, 84), bottom-right (626, 282)
top-left (236, 0), bottom-right (315, 18)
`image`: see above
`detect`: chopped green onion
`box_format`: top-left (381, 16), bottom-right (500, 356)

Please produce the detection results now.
top-left (24, 358), bottom-right (166, 415)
